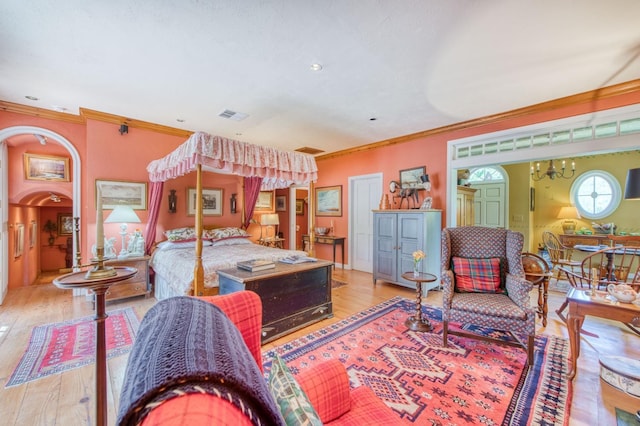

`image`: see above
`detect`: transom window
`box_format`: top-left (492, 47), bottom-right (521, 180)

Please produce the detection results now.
top-left (468, 166), bottom-right (506, 183)
top-left (570, 170), bottom-right (621, 220)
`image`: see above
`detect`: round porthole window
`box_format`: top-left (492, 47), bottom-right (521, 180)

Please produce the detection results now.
top-left (570, 170), bottom-right (621, 220)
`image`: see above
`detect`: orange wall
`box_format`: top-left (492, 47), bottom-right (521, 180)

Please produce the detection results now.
top-left (3, 88), bottom-right (640, 279)
top-left (314, 91), bottom-right (640, 265)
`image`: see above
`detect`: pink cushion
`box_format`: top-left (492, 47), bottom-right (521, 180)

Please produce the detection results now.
top-left (453, 256), bottom-right (503, 293)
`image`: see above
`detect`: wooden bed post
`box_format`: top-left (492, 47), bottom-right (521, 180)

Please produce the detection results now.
top-left (193, 164), bottom-right (205, 296)
top-left (307, 181), bottom-right (315, 256)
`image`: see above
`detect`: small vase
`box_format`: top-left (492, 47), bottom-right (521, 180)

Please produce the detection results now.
top-left (413, 265), bottom-right (420, 277)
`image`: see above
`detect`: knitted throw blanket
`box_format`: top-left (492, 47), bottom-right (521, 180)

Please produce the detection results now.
top-left (117, 297), bottom-right (284, 426)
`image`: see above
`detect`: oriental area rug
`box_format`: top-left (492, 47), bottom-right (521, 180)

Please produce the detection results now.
top-left (6, 307), bottom-right (139, 388)
top-left (262, 297), bottom-right (571, 425)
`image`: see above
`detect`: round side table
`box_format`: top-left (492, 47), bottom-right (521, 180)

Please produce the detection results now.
top-left (401, 272), bottom-right (437, 332)
top-left (54, 266), bottom-right (137, 426)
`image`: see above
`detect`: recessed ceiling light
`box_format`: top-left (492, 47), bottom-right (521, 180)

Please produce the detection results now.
top-left (51, 105), bottom-right (66, 112)
top-left (25, 95), bottom-right (38, 101)
top-left (176, 118), bottom-right (185, 123)
top-left (310, 63), bottom-right (323, 71)
top-left (369, 117), bottom-right (377, 121)
top-left (235, 132), bottom-right (243, 136)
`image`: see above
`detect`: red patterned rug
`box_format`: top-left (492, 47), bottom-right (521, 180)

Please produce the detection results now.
top-left (262, 297), bottom-right (571, 425)
top-left (6, 307), bottom-right (139, 388)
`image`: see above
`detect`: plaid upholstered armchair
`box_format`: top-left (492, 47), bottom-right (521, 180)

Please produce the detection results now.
top-left (441, 226), bottom-right (536, 365)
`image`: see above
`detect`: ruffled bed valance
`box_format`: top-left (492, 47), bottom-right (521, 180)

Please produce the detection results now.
top-left (147, 131), bottom-right (317, 189)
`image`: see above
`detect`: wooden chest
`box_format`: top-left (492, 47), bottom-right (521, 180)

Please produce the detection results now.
top-left (218, 260), bottom-right (333, 343)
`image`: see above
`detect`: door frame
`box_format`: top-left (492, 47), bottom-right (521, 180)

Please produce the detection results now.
top-left (0, 126), bottom-right (82, 304)
top-left (446, 104), bottom-right (640, 227)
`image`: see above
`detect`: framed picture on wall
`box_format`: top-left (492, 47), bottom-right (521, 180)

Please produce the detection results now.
top-left (187, 188), bottom-right (223, 216)
top-left (296, 199), bottom-right (304, 215)
top-left (255, 191), bottom-right (274, 212)
top-left (14, 223), bottom-right (24, 258)
top-left (316, 185), bottom-right (342, 217)
top-left (24, 153), bottom-right (70, 181)
top-left (399, 166), bottom-right (426, 189)
top-left (58, 213), bottom-right (74, 236)
top-left (276, 195), bottom-right (287, 212)
top-left (30, 221), bottom-right (37, 248)
top-left (96, 179), bottom-right (147, 210)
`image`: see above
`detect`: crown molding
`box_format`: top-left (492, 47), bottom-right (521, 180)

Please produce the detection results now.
top-left (0, 100), bottom-right (193, 138)
top-left (79, 108), bottom-right (193, 138)
top-left (317, 79), bottom-right (640, 161)
top-left (0, 100), bottom-right (84, 123)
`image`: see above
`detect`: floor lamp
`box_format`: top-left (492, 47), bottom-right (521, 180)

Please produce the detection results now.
top-left (105, 206), bottom-right (141, 258)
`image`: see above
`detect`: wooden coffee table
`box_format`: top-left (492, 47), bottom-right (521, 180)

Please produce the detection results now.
top-left (566, 287), bottom-right (640, 380)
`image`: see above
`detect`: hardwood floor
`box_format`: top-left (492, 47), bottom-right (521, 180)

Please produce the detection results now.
top-left (0, 270), bottom-right (638, 425)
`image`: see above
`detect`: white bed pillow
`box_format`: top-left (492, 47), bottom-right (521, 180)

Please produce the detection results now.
top-left (156, 239), bottom-right (213, 251)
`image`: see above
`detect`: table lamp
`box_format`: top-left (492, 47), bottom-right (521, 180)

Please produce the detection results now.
top-left (624, 167), bottom-right (640, 200)
top-left (557, 206), bottom-right (580, 234)
top-left (105, 206), bottom-right (141, 258)
top-left (261, 213), bottom-right (279, 239)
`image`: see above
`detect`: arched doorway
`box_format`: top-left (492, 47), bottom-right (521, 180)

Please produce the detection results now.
top-left (0, 126), bottom-right (82, 304)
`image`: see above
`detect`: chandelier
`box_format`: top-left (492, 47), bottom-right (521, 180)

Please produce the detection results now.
top-left (530, 159), bottom-right (575, 181)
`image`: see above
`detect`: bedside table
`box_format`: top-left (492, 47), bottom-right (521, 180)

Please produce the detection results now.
top-left (103, 255), bottom-right (151, 302)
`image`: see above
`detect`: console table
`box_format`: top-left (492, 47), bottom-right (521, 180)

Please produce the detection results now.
top-left (302, 234), bottom-right (345, 269)
top-left (559, 234), bottom-right (611, 247)
top-left (218, 260), bottom-right (333, 343)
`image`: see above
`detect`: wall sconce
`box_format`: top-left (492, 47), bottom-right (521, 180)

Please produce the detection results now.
top-left (230, 193), bottom-right (237, 214)
top-left (168, 189), bottom-right (177, 213)
top-left (119, 124), bottom-right (129, 135)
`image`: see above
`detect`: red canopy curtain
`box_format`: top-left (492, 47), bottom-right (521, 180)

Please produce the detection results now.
top-left (242, 176), bottom-right (263, 229)
top-left (144, 181), bottom-right (164, 255)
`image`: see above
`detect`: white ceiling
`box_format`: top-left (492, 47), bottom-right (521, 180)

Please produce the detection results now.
top-left (2, 0), bottom-right (640, 155)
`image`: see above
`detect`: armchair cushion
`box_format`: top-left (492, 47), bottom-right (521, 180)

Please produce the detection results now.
top-left (452, 256), bottom-right (504, 293)
top-left (295, 359), bottom-right (352, 423)
top-left (268, 354), bottom-right (322, 426)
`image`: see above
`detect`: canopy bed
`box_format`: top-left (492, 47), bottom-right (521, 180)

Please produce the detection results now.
top-left (145, 131), bottom-right (319, 298)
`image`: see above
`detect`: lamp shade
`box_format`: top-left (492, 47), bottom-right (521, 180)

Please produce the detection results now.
top-left (105, 205), bottom-right (141, 224)
top-left (261, 213), bottom-right (279, 226)
top-left (557, 206), bottom-right (580, 219)
top-left (624, 167), bottom-right (640, 200)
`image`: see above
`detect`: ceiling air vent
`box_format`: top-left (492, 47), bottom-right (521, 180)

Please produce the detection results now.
top-left (295, 147), bottom-right (325, 155)
top-left (218, 109), bottom-right (249, 121)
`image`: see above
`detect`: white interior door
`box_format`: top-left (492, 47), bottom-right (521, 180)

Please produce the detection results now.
top-left (349, 173), bottom-right (382, 272)
top-left (472, 182), bottom-right (506, 228)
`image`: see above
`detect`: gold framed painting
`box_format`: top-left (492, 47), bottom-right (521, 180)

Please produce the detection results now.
top-left (96, 179), bottom-right (147, 210)
top-left (57, 213), bottom-right (74, 236)
top-left (24, 153), bottom-right (70, 181)
top-left (255, 191), bottom-right (274, 212)
top-left (296, 199), bottom-right (304, 215)
top-left (316, 185), bottom-right (342, 217)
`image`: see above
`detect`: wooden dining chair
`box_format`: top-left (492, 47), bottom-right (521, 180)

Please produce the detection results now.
top-left (557, 246), bottom-right (640, 335)
top-left (542, 231), bottom-right (580, 285)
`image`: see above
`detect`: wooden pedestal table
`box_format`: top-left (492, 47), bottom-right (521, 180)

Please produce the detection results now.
top-left (401, 271), bottom-right (437, 332)
top-left (565, 287), bottom-right (640, 380)
top-left (53, 266), bottom-right (137, 426)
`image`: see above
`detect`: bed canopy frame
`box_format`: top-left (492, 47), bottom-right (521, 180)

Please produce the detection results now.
top-left (146, 131), bottom-right (318, 296)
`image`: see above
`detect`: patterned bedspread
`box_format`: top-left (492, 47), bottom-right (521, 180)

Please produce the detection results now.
top-left (150, 242), bottom-right (308, 298)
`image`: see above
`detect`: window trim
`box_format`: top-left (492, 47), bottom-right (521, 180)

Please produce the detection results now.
top-left (570, 170), bottom-right (621, 220)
